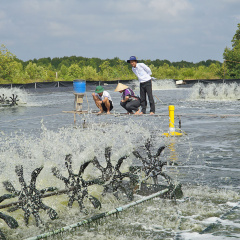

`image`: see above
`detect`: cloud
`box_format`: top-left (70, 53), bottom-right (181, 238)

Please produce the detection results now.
top-left (48, 22), bottom-right (76, 37)
top-left (221, 0), bottom-right (240, 3)
top-left (0, 10), bottom-right (6, 19)
top-left (93, 29), bottom-right (143, 43)
top-left (148, 0), bottom-right (192, 18)
top-left (0, 0), bottom-right (240, 61)
top-left (106, 0), bottom-right (193, 21)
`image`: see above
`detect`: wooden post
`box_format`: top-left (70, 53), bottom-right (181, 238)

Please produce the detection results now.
top-left (74, 113), bottom-right (76, 124)
top-left (74, 93), bottom-right (85, 112)
top-left (73, 93), bottom-right (85, 124)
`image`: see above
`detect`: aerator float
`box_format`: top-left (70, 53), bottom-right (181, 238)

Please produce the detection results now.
top-left (0, 94), bottom-right (19, 107)
top-left (0, 139), bottom-right (183, 239)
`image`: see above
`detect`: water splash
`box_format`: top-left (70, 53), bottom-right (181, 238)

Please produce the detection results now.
top-left (0, 116), bottom-right (238, 239)
top-left (190, 83), bottom-right (240, 101)
top-left (152, 79), bottom-right (176, 90)
top-left (0, 88), bottom-right (28, 106)
top-left (15, 185), bottom-right (238, 240)
top-left (0, 120), bottom-right (152, 188)
top-left (0, 120), bottom-right (184, 239)
top-left (132, 80), bottom-right (176, 91)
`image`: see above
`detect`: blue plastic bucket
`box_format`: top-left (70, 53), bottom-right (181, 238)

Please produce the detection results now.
top-left (73, 79), bottom-right (86, 93)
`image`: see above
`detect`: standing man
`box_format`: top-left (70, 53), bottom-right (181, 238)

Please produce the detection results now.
top-left (92, 86), bottom-right (113, 114)
top-left (127, 56), bottom-right (155, 115)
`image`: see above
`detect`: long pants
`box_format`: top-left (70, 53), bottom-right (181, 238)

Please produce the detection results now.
top-left (140, 80), bottom-right (155, 114)
top-left (120, 99), bottom-right (140, 113)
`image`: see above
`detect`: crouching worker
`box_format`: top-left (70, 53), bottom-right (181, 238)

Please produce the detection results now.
top-left (115, 83), bottom-right (140, 114)
top-left (92, 86), bottom-right (113, 114)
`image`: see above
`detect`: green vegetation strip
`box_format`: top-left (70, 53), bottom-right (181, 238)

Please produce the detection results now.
top-left (1, 24), bottom-right (240, 83)
top-left (25, 188), bottom-right (169, 240)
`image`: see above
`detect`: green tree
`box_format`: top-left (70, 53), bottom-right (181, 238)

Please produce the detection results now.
top-left (82, 66), bottom-right (98, 80)
top-left (223, 23), bottom-right (240, 78)
top-left (179, 67), bottom-right (195, 79)
top-left (0, 44), bottom-right (22, 82)
top-left (59, 64), bottom-right (68, 78)
top-left (67, 64), bottom-right (82, 79)
top-left (208, 63), bottom-right (222, 78)
top-left (113, 59), bottom-right (133, 80)
top-left (37, 57), bottom-right (51, 67)
top-left (156, 63), bottom-right (177, 79)
top-left (25, 62), bottom-right (47, 80)
top-left (52, 57), bottom-right (61, 69)
top-left (99, 61), bottom-right (111, 80)
top-left (232, 23), bottom-right (240, 48)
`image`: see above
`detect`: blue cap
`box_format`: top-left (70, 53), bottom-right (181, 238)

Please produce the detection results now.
top-left (127, 56), bottom-right (138, 63)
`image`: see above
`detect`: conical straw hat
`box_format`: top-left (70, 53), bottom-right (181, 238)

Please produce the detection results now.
top-left (114, 83), bottom-right (129, 92)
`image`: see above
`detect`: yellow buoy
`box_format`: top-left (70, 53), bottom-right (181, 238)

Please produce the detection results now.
top-left (163, 105), bottom-right (183, 137)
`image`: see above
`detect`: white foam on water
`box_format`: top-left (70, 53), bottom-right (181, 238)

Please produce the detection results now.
top-left (25, 91), bottom-right (74, 107)
top-left (0, 119), bottom-right (239, 239)
top-left (0, 121), bottom-right (150, 182)
top-left (132, 79), bottom-right (176, 91)
top-left (0, 140), bottom-right (240, 240)
top-left (180, 232), bottom-right (240, 240)
top-left (190, 82), bottom-right (240, 101)
top-left (0, 121), bottom-right (150, 238)
top-left (0, 87), bottom-right (28, 106)
top-left (152, 79), bottom-right (177, 90)
top-left (226, 201), bottom-right (240, 207)
top-left (203, 217), bottom-right (240, 228)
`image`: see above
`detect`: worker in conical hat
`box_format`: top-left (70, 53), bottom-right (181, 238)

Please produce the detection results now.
top-left (115, 83), bottom-right (140, 114)
top-left (114, 83), bottom-right (129, 92)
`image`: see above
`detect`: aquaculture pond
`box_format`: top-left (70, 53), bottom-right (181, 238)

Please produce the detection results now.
top-left (0, 80), bottom-right (239, 240)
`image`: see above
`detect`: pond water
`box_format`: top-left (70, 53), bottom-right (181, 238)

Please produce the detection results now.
top-left (0, 80), bottom-right (239, 240)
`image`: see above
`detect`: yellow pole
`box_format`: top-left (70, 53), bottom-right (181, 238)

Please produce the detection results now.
top-left (169, 105), bottom-right (175, 133)
top-left (163, 105), bottom-right (182, 136)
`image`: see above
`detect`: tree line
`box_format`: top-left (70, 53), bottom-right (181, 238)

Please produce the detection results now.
top-left (223, 23), bottom-right (240, 78)
top-left (0, 23), bottom-right (239, 84)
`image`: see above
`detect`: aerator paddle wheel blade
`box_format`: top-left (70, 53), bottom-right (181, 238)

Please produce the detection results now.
top-left (3, 165), bottom-right (58, 227)
top-left (133, 139), bottom-right (171, 185)
top-left (92, 147), bottom-right (138, 201)
top-left (52, 154), bottom-right (101, 211)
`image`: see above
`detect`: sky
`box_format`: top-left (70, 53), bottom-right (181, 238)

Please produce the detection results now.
top-left (0, 0), bottom-right (240, 62)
